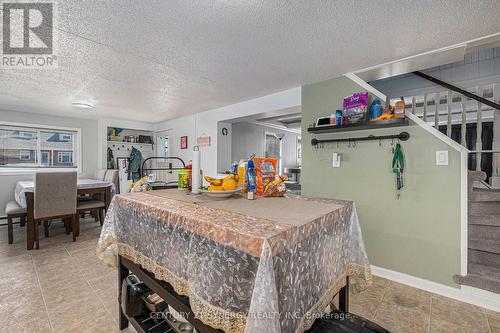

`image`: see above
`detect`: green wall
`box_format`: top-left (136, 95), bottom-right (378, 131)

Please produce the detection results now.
top-left (301, 77), bottom-right (462, 286)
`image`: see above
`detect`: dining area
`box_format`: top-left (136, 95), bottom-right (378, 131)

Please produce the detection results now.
top-left (4, 170), bottom-right (116, 250)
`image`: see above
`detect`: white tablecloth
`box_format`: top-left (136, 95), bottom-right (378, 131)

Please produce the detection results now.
top-left (15, 178), bottom-right (114, 208)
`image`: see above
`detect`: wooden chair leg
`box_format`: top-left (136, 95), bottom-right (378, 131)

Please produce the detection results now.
top-left (43, 221), bottom-right (49, 238)
top-left (98, 209), bottom-right (103, 226)
top-left (64, 218), bottom-right (70, 234)
top-left (20, 216), bottom-right (26, 227)
top-left (35, 221), bottom-right (40, 249)
top-left (7, 216), bottom-right (13, 244)
top-left (93, 210), bottom-right (98, 222)
top-left (72, 214), bottom-right (80, 241)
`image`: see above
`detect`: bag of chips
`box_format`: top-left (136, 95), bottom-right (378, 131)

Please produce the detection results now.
top-left (253, 158), bottom-right (277, 196)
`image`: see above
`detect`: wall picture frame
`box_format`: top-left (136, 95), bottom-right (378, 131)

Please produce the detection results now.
top-left (180, 136), bottom-right (188, 149)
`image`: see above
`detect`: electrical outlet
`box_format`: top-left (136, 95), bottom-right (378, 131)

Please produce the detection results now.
top-left (436, 151), bottom-right (449, 166)
top-left (332, 152), bottom-right (341, 167)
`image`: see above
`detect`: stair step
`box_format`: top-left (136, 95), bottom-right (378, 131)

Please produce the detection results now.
top-left (469, 214), bottom-right (500, 226)
top-left (469, 202), bottom-right (500, 216)
top-left (469, 239), bottom-right (500, 254)
top-left (469, 249), bottom-right (500, 269)
top-left (454, 264), bottom-right (500, 294)
top-left (469, 225), bottom-right (500, 240)
top-left (470, 188), bottom-right (500, 202)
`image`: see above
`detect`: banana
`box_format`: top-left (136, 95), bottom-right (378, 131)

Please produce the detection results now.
top-left (204, 176), bottom-right (223, 186)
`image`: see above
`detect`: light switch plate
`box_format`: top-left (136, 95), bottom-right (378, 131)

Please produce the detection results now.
top-left (332, 152), bottom-right (341, 167)
top-left (436, 150), bottom-right (449, 166)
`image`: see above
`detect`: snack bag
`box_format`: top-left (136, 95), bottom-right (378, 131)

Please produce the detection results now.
top-left (343, 92), bottom-right (369, 123)
top-left (253, 158), bottom-right (277, 196)
top-left (263, 175), bottom-right (287, 197)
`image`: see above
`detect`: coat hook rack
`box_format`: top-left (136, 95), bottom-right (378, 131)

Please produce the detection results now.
top-left (311, 131), bottom-right (410, 146)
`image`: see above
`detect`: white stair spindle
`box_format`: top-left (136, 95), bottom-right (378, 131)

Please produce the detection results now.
top-left (411, 96), bottom-right (416, 115)
top-left (434, 93), bottom-right (439, 128)
top-left (476, 87), bottom-right (483, 171)
top-left (423, 94), bottom-right (428, 122)
top-left (447, 91), bottom-right (452, 137)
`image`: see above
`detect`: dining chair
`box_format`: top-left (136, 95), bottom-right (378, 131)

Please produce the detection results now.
top-left (5, 201), bottom-right (27, 244)
top-left (80, 169), bottom-right (117, 222)
top-left (33, 172), bottom-right (78, 247)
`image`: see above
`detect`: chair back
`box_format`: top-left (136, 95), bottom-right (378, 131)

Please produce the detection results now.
top-left (34, 172), bottom-right (77, 220)
top-left (95, 169), bottom-right (119, 194)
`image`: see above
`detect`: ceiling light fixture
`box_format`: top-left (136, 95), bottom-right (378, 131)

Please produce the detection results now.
top-left (72, 101), bottom-right (94, 109)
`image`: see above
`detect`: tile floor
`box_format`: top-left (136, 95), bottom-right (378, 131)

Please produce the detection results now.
top-left (1, 219), bottom-right (499, 333)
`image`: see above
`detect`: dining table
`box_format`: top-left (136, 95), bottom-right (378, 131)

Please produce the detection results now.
top-left (97, 189), bottom-right (372, 333)
top-left (16, 178), bottom-right (114, 250)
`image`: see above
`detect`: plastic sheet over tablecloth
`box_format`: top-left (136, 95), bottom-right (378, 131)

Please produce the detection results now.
top-left (97, 190), bottom-right (371, 333)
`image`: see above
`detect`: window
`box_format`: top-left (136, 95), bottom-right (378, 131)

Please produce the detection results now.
top-left (0, 123), bottom-right (79, 170)
top-left (18, 131), bottom-right (36, 139)
top-left (41, 151), bottom-right (50, 165)
top-left (265, 132), bottom-right (282, 173)
top-left (59, 134), bottom-right (72, 141)
top-left (58, 152), bottom-right (73, 164)
top-left (19, 150), bottom-right (31, 160)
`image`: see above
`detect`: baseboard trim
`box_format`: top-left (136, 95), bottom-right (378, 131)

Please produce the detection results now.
top-left (371, 265), bottom-right (500, 313)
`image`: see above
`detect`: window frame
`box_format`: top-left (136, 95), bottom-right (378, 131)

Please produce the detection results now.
top-left (57, 151), bottom-right (73, 164)
top-left (19, 150), bottom-right (31, 161)
top-left (0, 121), bottom-right (82, 175)
top-left (59, 133), bottom-right (72, 141)
top-left (41, 151), bottom-right (50, 165)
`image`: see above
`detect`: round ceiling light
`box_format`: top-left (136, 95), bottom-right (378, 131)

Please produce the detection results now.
top-left (72, 101), bottom-right (94, 109)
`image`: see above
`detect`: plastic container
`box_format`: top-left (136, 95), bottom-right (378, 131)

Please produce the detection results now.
top-left (237, 160), bottom-right (248, 191)
top-left (178, 169), bottom-right (191, 190)
top-left (369, 98), bottom-right (383, 119)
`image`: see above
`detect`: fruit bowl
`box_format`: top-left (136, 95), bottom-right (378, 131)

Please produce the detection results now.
top-left (200, 187), bottom-right (242, 198)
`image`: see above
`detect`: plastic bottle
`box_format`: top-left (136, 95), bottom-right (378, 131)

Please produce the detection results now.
top-left (247, 159), bottom-right (256, 200)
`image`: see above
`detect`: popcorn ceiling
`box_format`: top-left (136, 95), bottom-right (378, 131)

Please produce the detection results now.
top-left (1, 0), bottom-right (500, 122)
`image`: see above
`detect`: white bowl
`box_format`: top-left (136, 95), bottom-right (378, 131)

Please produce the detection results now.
top-left (200, 187), bottom-right (242, 198)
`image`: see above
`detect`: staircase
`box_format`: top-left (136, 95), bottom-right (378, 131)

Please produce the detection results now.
top-left (453, 171), bottom-right (500, 293)
top-left (389, 74), bottom-right (500, 294)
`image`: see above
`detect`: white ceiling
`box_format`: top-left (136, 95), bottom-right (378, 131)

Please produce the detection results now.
top-left (1, 1), bottom-right (500, 122)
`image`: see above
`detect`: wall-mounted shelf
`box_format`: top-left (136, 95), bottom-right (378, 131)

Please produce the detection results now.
top-left (307, 118), bottom-right (408, 134)
top-left (107, 141), bottom-right (153, 146)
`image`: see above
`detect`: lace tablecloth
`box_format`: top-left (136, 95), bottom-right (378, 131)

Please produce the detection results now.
top-left (97, 190), bottom-right (371, 333)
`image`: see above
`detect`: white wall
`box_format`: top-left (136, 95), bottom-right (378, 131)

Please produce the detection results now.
top-left (154, 87), bottom-right (301, 179)
top-left (231, 122), bottom-right (300, 169)
top-left (0, 109), bottom-right (99, 216)
top-left (217, 122), bottom-right (232, 173)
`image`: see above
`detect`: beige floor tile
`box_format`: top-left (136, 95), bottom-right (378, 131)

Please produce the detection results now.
top-left (430, 295), bottom-right (489, 333)
top-left (349, 287), bottom-right (386, 320)
top-left (43, 280), bottom-right (95, 307)
top-left (372, 282), bottom-right (431, 333)
top-left (47, 290), bottom-right (108, 332)
top-left (0, 295), bottom-right (46, 323)
top-left (37, 264), bottom-right (86, 291)
top-left (486, 309), bottom-right (500, 333)
top-left (52, 312), bottom-right (118, 333)
top-left (88, 269), bottom-right (117, 291)
top-left (0, 312), bottom-right (52, 333)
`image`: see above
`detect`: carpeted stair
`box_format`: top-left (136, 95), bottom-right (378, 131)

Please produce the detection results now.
top-left (454, 171), bottom-right (500, 294)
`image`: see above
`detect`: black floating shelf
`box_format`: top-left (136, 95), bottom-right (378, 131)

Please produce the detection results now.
top-left (307, 118), bottom-right (408, 134)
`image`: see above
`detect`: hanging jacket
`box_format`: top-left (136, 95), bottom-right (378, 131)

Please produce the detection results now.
top-left (107, 147), bottom-right (115, 169)
top-left (128, 147), bottom-right (143, 181)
